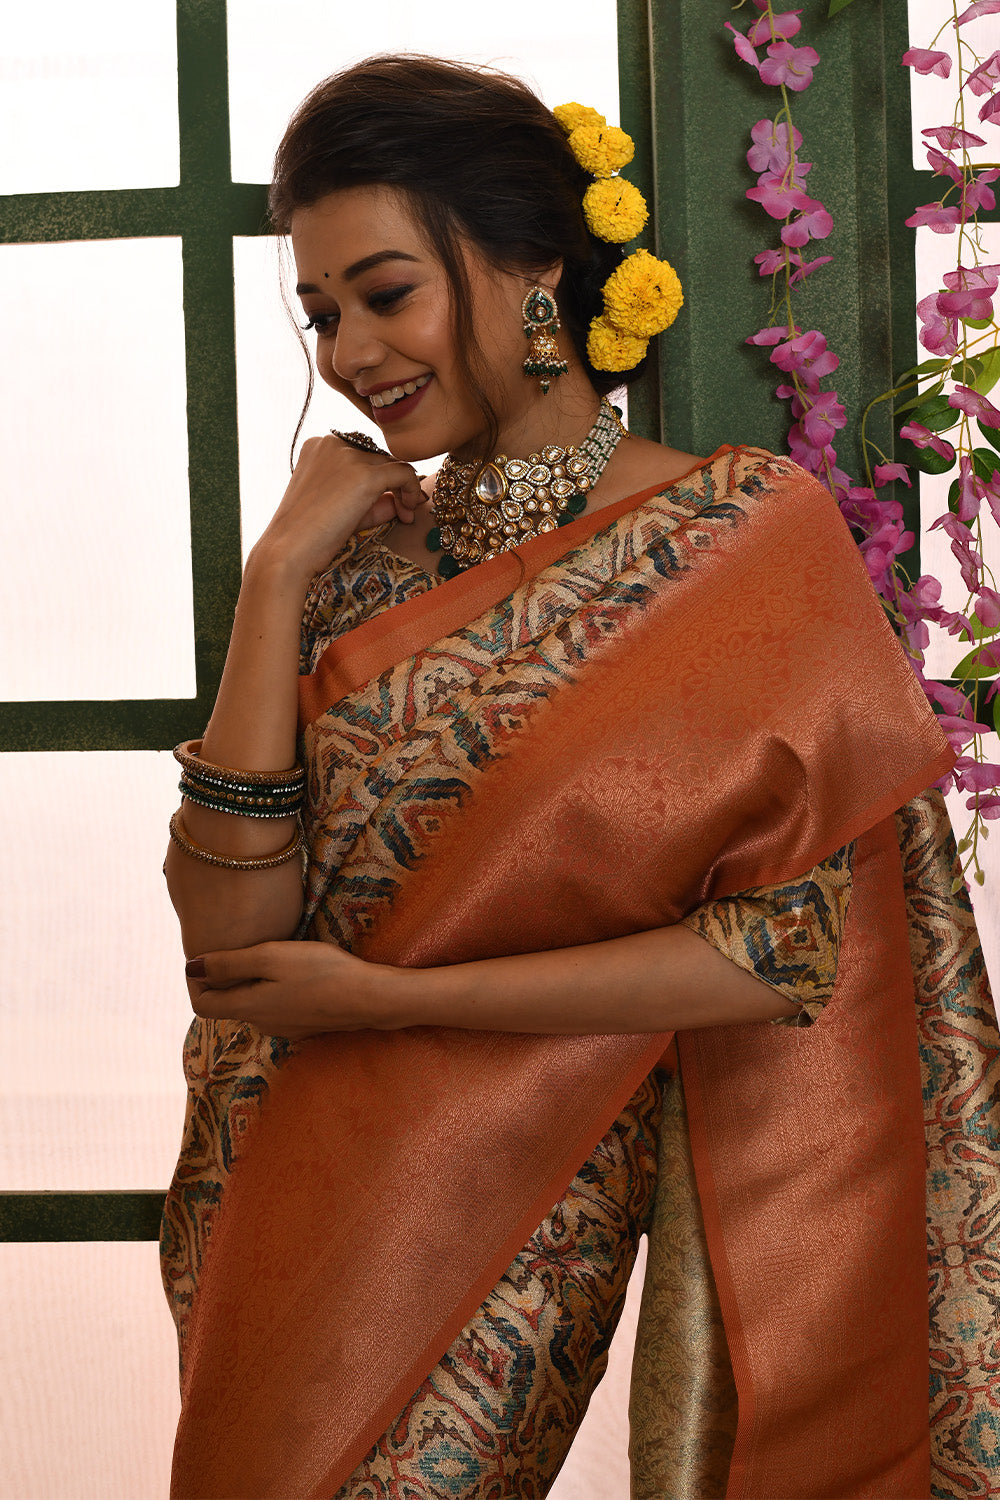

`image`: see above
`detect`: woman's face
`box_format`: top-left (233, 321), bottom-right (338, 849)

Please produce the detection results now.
top-left (291, 185), bottom-right (542, 462)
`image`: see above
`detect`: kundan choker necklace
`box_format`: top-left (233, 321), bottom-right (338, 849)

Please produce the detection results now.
top-left (427, 398), bottom-right (628, 579)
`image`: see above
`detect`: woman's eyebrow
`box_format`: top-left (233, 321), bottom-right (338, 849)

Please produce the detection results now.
top-left (296, 250), bottom-right (421, 296)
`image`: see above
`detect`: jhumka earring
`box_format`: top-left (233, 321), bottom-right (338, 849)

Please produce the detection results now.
top-left (521, 285), bottom-right (569, 394)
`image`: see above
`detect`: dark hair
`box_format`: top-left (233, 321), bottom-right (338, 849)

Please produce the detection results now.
top-left (269, 54), bottom-right (647, 454)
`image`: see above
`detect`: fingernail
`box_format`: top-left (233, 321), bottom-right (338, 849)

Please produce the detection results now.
top-left (185, 958), bottom-right (206, 978)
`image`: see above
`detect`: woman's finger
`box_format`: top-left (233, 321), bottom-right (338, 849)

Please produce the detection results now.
top-left (185, 945), bottom-right (272, 989)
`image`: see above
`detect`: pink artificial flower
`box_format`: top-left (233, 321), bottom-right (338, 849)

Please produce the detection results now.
top-left (758, 40), bottom-right (820, 91)
top-left (801, 390), bottom-right (846, 448)
top-left (930, 511), bottom-right (984, 591)
top-left (899, 423), bottom-right (956, 461)
top-left (940, 609), bottom-right (976, 638)
top-left (787, 422), bottom-right (833, 472)
top-left (747, 9), bottom-right (802, 46)
top-left (922, 125), bottom-right (986, 150)
top-left (746, 179), bottom-right (810, 219)
top-left (937, 274), bottom-right (998, 321)
top-left (724, 22), bottom-right (760, 67)
top-left (770, 329), bottom-right (839, 390)
top-left (927, 679), bottom-right (975, 718)
top-left (980, 94), bottom-right (1000, 125)
top-left (916, 292), bottom-right (959, 355)
top-left (937, 714), bottom-right (993, 743)
top-left (758, 163), bottom-right (812, 193)
top-left (778, 383), bottom-right (807, 419)
top-left (906, 201), bottom-right (962, 233)
top-left (948, 384), bottom-right (1000, 425)
top-left (746, 325), bottom-right (793, 345)
top-left (903, 48), bottom-right (952, 77)
top-left (859, 518), bottom-right (915, 592)
top-left (781, 196), bottom-right (833, 246)
top-left (965, 169), bottom-right (1000, 212)
top-left (926, 147), bottom-right (963, 183)
top-left (789, 254), bottom-right (833, 285)
top-left (975, 793), bottom-right (1000, 819)
top-left (976, 587), bottom-right (1000, 627)
top-left (955, 0), bottom-right (1000, 24)
top-left (873, 462), bottom-right (912, 487)
top-left (965, 49), bottom-right (1000, 94)
top-left (747, 118), bottom-right (803, 174)
top-left (753, 248), bottom-right (787, 276)
top-left (953, 755), bottom-right (1000, 791)
top-left (952, 453), bottom-right (992, 521)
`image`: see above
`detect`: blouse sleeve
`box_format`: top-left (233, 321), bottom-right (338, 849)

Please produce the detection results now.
top-left (679, 843), bottom-right (855, 1026)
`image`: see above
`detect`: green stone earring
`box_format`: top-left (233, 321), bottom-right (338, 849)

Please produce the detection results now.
top-left (522, 286), bottom-right (569, 394)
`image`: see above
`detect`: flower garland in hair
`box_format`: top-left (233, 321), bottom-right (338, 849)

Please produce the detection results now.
top-left (553, 103), bottom-right (684, 372)
top-left (726, 0), bottom-right (1000, 884)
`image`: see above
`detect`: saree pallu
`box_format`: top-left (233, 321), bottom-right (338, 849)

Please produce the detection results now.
top-left (162, 447), bottom-right (1000, 1499)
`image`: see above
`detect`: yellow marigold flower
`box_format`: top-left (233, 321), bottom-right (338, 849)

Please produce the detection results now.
top-left (568, 123), bottom-right (634, 179)
top-left (602, 248), bottom-right (684, 338)
top-left (587, 316), bottom-right (648, 372)
top-left (553, 102), bottom-right (606, 136)
top-left (582, 178), bottom-right (648, 243)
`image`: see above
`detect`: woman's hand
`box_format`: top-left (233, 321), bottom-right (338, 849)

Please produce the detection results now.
top-left (185, 939), bottom-right (405, 1040)
top-left (255, 434), bottom-right (430, 585)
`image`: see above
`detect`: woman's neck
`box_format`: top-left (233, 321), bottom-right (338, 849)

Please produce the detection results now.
top-left (449, 366), bottom-right (604, 463)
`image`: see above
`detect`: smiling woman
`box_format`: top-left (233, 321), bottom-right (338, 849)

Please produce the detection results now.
top-left (159, 52), bottom-right (997, 1500)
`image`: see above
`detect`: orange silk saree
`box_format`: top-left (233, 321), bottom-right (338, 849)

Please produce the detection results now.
top-left (162, 447), bottom-right (999, 1498)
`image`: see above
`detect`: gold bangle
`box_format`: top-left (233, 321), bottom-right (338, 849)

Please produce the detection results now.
top-left (173, 740), bottom-right (305, 789)
top-left (168, 808), bottom-right (304, 871)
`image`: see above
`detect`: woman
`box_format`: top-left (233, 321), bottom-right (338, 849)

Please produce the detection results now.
top-left (161, 56), bottom-right (998, 1500)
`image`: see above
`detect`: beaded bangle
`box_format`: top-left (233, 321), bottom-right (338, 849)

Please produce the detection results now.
top-left (173, 740), bottom-right (306, 790)
top-left (178, 781), bottom-right (304, 820)
top-left (178, 765), bottom-right (305, 800)
top-left (168, 808), bottom-right (304, 871)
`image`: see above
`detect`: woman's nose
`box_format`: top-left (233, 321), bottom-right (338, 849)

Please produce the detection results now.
top-left (330, 315), bottom-right (384, 384)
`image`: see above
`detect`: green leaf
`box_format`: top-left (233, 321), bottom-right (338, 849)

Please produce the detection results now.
top-left (954, 358), bottom-right (984, 388)
top-left (952, 644), bottom-right (997, 679)
top-left (828, 0), bottom-right (857, 12)
top-left (905, 392), bottom-right (959, 432)
top-left (894, 381), bottom-right (946, 417)
top-left (965, 317), bottom-right (994, 330)
top-left (973, 446), bottom-right (1000, 479)
top-left (970, 612), bottom-right (1000, 642)
top-left (897, 435), bottom-right (956, 476)
top-left (975, 346), bottom-right (1000, 395)
top-left (948, 477), bottom-right (961, 513)
top-left (980, 420), bottom-right (1000, 447)
top-left (893, 359), bottom-right (950, 384)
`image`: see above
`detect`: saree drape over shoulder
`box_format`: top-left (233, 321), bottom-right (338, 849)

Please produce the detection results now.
top-left (162, 448), bottom-right (1000, 1500)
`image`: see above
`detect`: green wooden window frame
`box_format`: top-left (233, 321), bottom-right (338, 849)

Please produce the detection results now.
top-left (0, 0), bottom-right (942, 1245)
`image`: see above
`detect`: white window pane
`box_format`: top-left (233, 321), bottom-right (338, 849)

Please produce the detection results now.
top-left (227, 0), bottom-right (619, 185)
top-left (0, 0), bottom-right (179, 193)
top-left (0, 240), bottom-right (195, 701)
top-left (908, 2), bottom-right (1000, 170)
top-left (0, 1242), bottom-right (178, 1500)
top-left (0, 752), bottom-right (191, 1190)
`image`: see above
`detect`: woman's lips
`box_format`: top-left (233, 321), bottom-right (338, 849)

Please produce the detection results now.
top-left (370, 375), bottom-right (432, 425)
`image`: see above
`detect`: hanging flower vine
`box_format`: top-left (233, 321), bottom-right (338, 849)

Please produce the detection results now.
top-left (726, 0), bottom-right (1000, 886)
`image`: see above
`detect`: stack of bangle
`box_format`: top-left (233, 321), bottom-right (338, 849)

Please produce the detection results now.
top-left (173, 739), bottom-right (306, 820)
top-left (169, 740), bottom-right (306, 871)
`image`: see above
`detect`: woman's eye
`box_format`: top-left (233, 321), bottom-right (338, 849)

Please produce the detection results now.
top-left (301, 313), bottom-right (338, 336)
top-left (368, 285), bottom-right (413, 312)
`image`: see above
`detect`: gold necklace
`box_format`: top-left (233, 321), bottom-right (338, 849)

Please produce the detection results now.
top-left (427, 399), bottom-right (628, 579)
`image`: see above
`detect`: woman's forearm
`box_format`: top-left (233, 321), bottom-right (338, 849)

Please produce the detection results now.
top-left (390, 924), bottom-right (796, 1032)
top-left (186, 924), bottom-right (798, 1038)
top-left (164, 544), bottom-right (311, 957)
